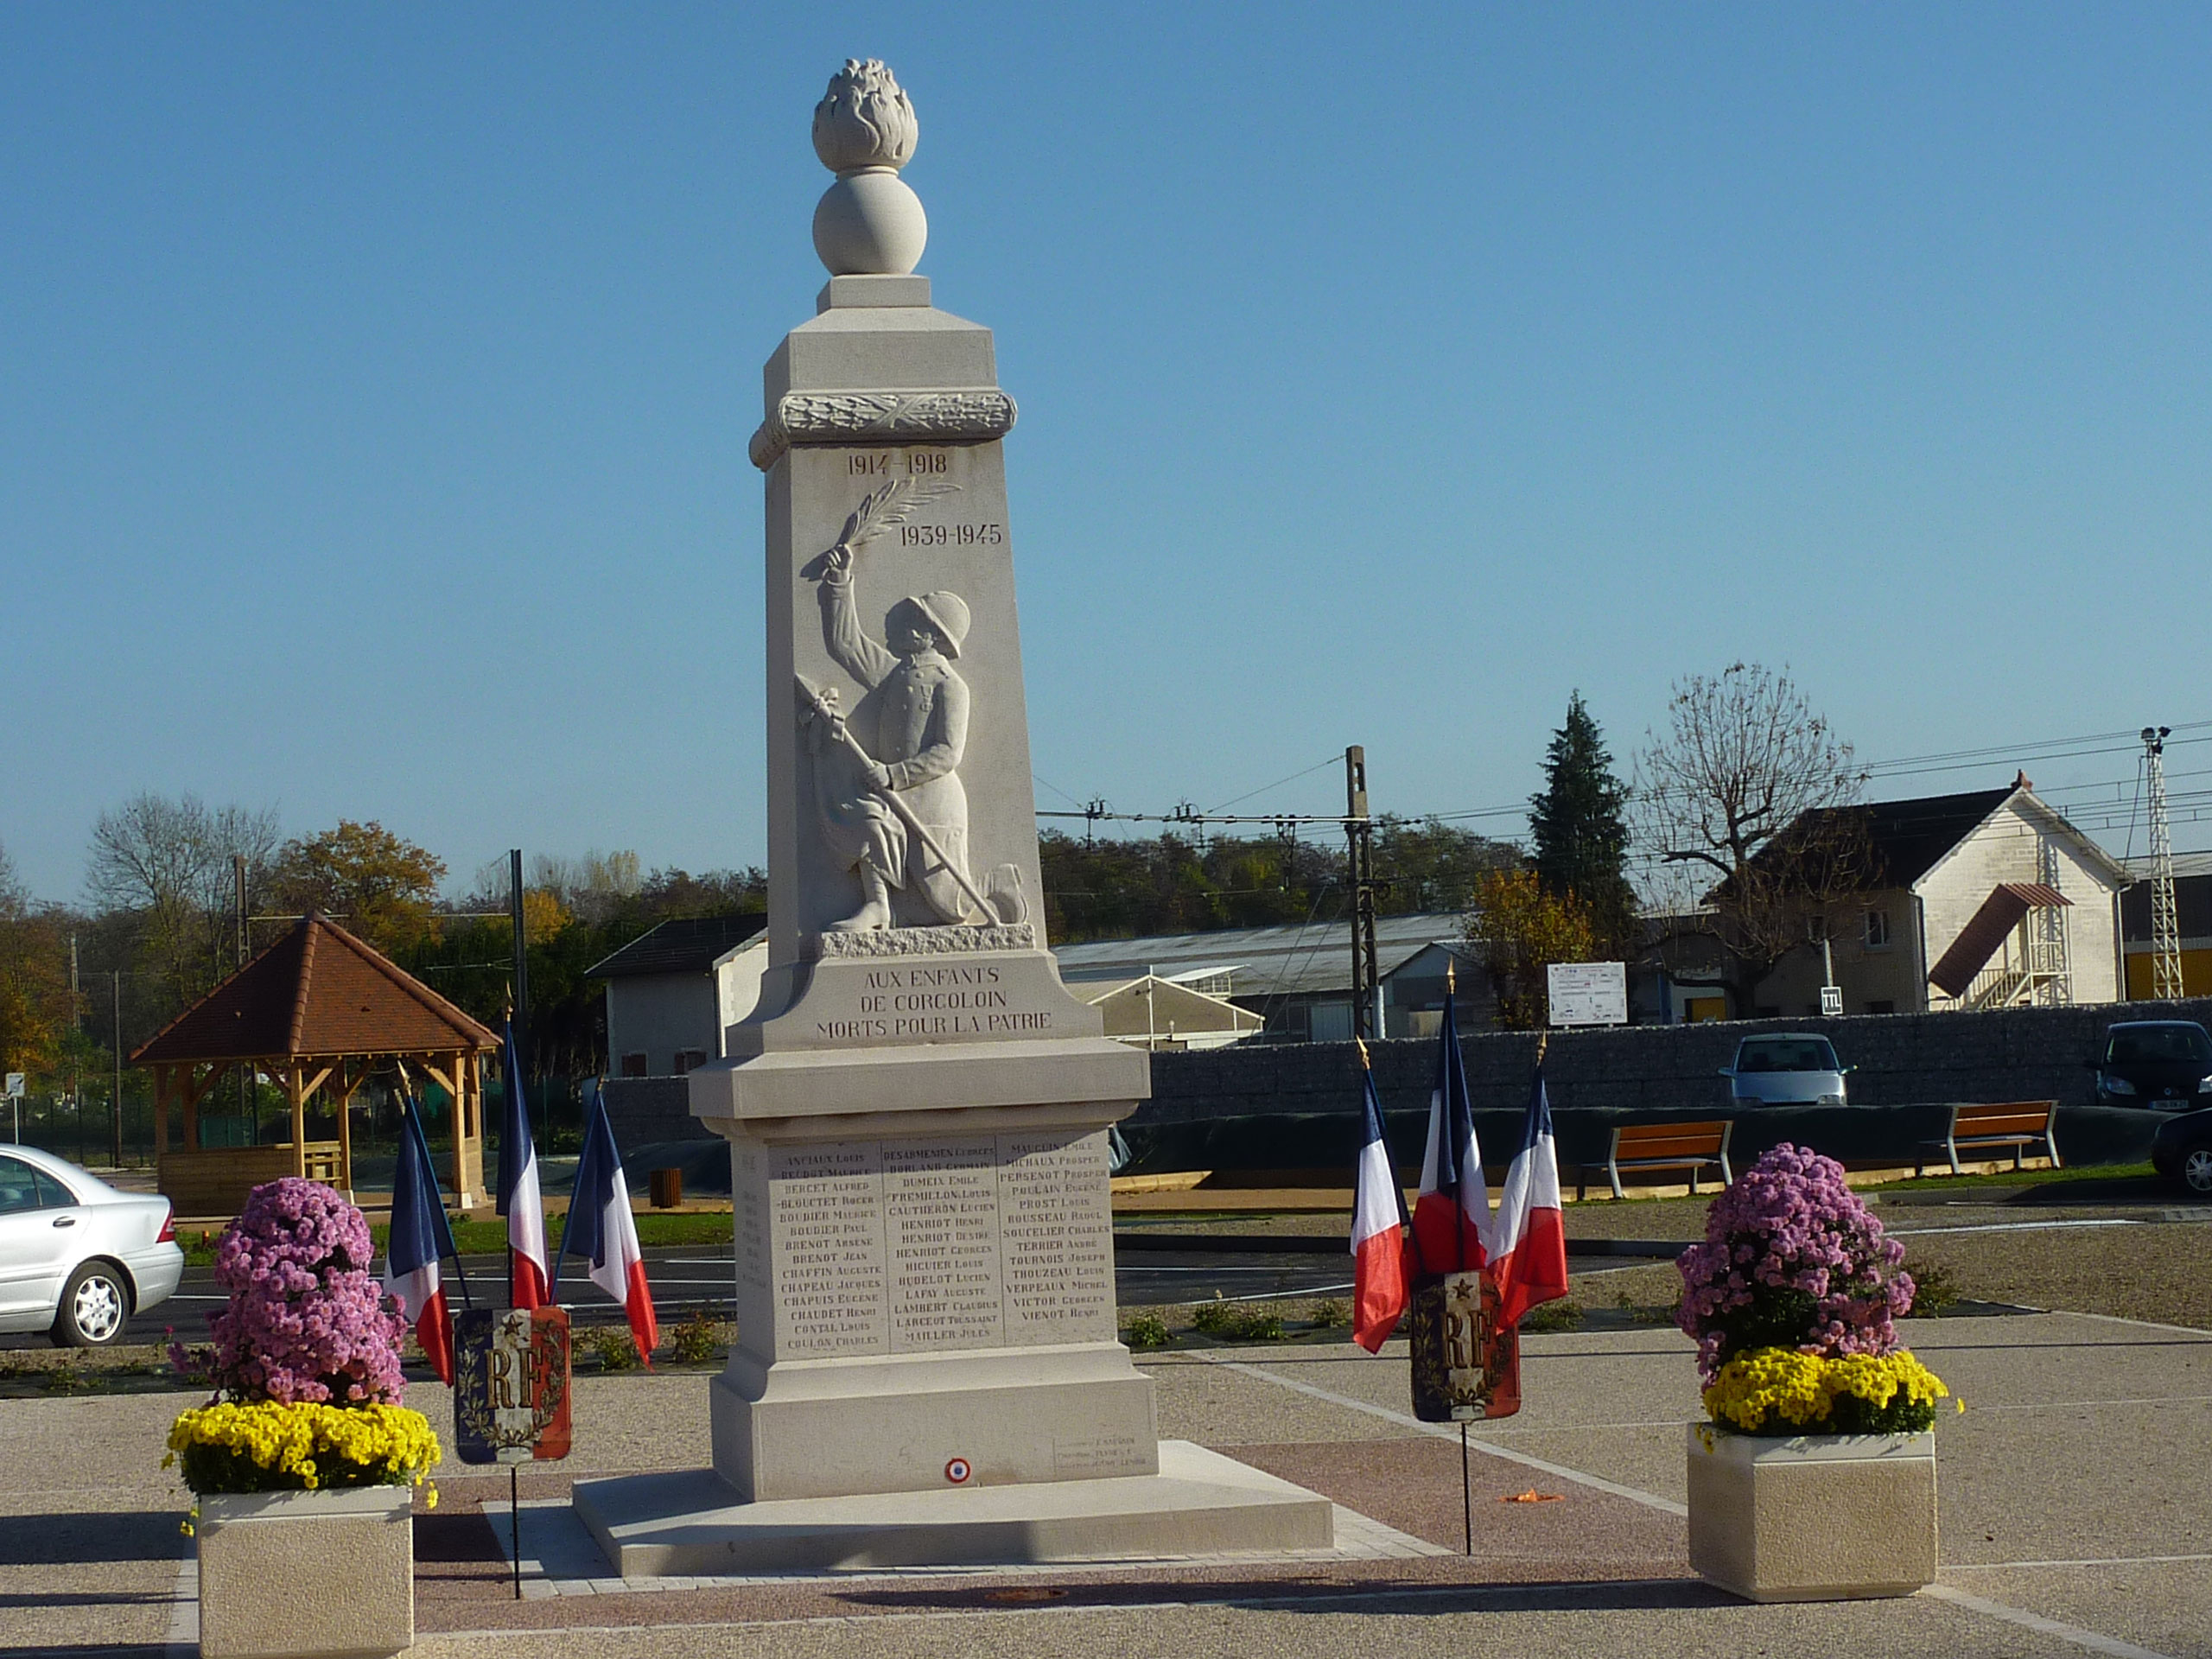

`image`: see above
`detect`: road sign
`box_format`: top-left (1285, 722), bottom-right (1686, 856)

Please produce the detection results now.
top-left (1820, 985), bottom-right (1844, 1017)
top-left (1547, 962), bottom-right (1627, 1028)
top-left (3, 1074), bottom-right (22, 1100)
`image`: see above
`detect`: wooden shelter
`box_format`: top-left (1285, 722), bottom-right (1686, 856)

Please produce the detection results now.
top-left (132, 912), bottom-right (499, 1218)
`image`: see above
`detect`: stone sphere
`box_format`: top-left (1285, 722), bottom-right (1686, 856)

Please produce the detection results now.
top-left (813, 170), bottom-right (928, 276)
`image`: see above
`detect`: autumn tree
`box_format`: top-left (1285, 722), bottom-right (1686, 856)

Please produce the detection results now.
top-left (1464, 868), bottom-right (1596, 1031)
top-left (1634, 663), bottom-right (1869, 1016)
top-left (1529, 692), bottom-right (1637, 956)
top-left (0, 841), bottom-right (74, 1077)
top-left (269, 821), bottom-right (448, 954)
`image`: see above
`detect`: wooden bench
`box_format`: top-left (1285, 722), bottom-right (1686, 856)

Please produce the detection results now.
top-left (1577, 1120), bottom-right (1735, 1201)
top-left (1916, 1101), bottom-right (2061, 1178)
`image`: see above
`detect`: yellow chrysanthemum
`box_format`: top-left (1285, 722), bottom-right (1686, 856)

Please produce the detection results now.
top-left (1701, 1347), bottom-right (1952, 1433)
top-left (168, 1402), bottom-right (441, 1494)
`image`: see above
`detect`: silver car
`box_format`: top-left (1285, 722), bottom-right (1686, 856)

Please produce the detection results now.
top-left (1720, 1033), bottom-right (1852, 1108)
top-left (0, 1145), bottom-right (184, 1345)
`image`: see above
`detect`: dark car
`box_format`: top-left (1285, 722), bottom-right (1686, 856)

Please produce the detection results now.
top-left (2151, 1105), bottom-right (2212, 1197)
top-left (2091, 1020), bottom-right (2212, 1109)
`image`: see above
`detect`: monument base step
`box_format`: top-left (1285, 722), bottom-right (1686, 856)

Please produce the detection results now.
top-left (572, 1440), bottom-right (1334, 1574)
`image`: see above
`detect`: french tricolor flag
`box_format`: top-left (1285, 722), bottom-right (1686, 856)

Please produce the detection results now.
top-left (556, 1081), bottom-right (658, 1365)
top-left (1410, 970), bottom-right (1487, 1276)
top-left (1350, 1040), bottom-right (1410, 1353)
top-left (382, 1098), bottom-right (456, 1384)
top-left (495, 1020), bottom-right (549, 1311)
top-left (1488, 1057), bottom-right (1571, 1330)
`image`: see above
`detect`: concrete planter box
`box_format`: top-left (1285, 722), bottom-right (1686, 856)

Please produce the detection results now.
top-left (1686, 1423), bottom-right (1936, 1603)
top-left (196, 1485), bottom-right (414, 1658)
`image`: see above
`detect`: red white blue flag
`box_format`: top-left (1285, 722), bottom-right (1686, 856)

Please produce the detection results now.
top-left (1350, 1040), bottom-right (1410, 1352)
top-left (1489, 1058), bottom-right (1571, 1329)
top-left (495, 1020), bottom-right (549, 1311)
top-left (383, 1096), bottom-right (457, 1383)
top-left (555, 1080), bottom-right (659, 1365)
top-left (1411, 973), bottom-right (1487, 1275)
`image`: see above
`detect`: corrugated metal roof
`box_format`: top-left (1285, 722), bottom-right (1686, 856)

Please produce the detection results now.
top-left (586, 915), bottom-right (765, 979)
top-left (1052, 912), bottom-right (1476, 1001)
top-left (132, 913), bottom-right (499, 1065)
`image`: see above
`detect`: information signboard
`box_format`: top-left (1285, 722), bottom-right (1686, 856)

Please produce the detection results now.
top-left (1546, 961), bottom-right (1627, 1027)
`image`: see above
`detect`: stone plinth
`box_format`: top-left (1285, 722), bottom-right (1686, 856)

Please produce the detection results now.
top-left (702, 1102), bottom-right (1154, 1502)
top-left (196, 1486), bottom-right (413, 1659)
top-left (575, 1441), bottom-right (1334, 1575)
top-left (1686, 1424), bottom-right (1938, 1602)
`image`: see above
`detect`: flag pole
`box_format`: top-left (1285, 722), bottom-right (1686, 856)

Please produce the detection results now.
top-left (510, 1465), bottom-right (522, 1599)
top-left (1461, 1422), bottom-right (1473, 1555)
top-left (395, 1060), bottom-right (472, 1310)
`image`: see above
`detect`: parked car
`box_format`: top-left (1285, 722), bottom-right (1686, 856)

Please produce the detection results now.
top-left (1719, 1033), bottom-right (1851, 1108)
top-left (2151, 1105), bottom-right (2212, 1196)
top-left (2091, 1020), bottom-right (2212, 1109)
top-left (0, 1146), bottom-right (182, 1344)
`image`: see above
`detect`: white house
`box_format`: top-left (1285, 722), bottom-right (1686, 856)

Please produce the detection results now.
top-left (1738, 779), bottom-right (2129, 1016)
top-left (587, 916), bottom-right (767, 1077)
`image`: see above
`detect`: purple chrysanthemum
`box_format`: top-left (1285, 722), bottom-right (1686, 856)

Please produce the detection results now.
top-left (1675, 1143), bottom-right (1914, 1383)
top-left (189, 1179), bottom-right (407, 1405)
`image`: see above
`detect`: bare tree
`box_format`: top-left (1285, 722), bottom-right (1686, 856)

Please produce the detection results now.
top-left (86, 792), bottom-right (281, 1007)
top-left (1635, 664), bottom-right (1869, 1016)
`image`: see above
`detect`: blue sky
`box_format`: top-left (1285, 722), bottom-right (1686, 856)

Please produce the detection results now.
top-left (3, 3), bottom-right (2209, 903)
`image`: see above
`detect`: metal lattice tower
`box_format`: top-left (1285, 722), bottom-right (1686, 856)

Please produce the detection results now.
top-left (2144, 726), bottom-right (2184, 1001)
top-left (2031, 824), bottom-right (2072, 1007)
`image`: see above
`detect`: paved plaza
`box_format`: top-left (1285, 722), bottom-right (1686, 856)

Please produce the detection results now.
top-left (6, 1305), bottom-right (2207, 1659)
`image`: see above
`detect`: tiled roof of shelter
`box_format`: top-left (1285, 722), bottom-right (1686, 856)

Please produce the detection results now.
top-left (131, 912), bottom-right (499, 1065)
top-left (584, 915), bottom-right (766, 980)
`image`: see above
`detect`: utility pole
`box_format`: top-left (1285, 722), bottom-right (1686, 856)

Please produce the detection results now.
top-left (1345, 747), bottom-right (1382, 1041)
top-left (111, 970), bottom-right (124, 1168)
top-left (2144, 726), bottom-right (2183, 1001)
top-left (234, 853), bottom-right (253, 1131)
top-left (509, 847), bottom-right (531, 1071)
top-left (68, 935), bottom-right (81, 1160)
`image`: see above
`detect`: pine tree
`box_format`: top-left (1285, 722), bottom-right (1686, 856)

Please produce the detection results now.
top-left (1528, 692), bottom-right (1636, 954)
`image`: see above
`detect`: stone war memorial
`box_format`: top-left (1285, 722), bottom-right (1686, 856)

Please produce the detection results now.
top-left (572, 60), bottom-right (1332, 1571)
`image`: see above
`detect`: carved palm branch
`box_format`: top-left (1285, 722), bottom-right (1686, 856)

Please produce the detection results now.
top-left (838, 478), bottom-right (963, 549)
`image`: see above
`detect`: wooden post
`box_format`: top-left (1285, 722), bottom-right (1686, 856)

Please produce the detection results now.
top-left (450, 1051), bottom-right (469, 1207)
top-left (287, 1066), bottom-right (306, 1177)
top-left (334, 1062), bottom-right (359, 1198)
top-left (181, 1065), bottom-right (200, 1154)
top-left (154, 1065), bottom-right (171, 1166)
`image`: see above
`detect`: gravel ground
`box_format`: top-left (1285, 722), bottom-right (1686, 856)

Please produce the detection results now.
top-left (1577, 1218), bottom-right (2212, 1331)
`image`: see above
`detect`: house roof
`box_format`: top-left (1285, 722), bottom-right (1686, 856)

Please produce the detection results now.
top-left (585, 914), bottom-right (765, 980)
top-left (1744, 784), bottom-right (2126, 894)
top-left (1052, 912), bottom-right (1478, 1001)
top-left (132, 912), bottom-right (499, 1065)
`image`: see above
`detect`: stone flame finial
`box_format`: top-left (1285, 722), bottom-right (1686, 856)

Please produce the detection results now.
top-left (810, 60), bottom-right (927, 277)
top-left (813, 59), bottom-right (918, 175)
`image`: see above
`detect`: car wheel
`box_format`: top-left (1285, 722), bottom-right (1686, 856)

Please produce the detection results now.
top-left (2183, 1144), bottom-right (2212, 1198)
top-left (53, 1260), bottom-right (130, 1346)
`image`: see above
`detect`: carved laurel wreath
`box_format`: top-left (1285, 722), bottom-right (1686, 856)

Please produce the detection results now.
top-left (749, 389), bottom-right (1017, 471)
